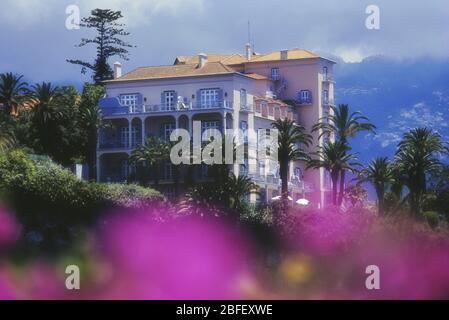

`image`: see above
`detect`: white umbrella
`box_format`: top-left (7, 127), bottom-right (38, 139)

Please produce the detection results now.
top-left (271, 195), bottom-right (293, 201)
top-left (296, 198), bottom-right (310, 206)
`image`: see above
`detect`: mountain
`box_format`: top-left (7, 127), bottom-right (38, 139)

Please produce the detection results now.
top-left (334, 56), bottom-right (449, 163)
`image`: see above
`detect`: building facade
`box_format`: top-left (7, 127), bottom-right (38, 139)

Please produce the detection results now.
top-left (98, 46), bottom-right (336, 207)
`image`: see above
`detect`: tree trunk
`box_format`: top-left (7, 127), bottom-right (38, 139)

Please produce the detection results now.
top-left (280, 160), bottom-right (289, 199)
top-left (338, 170), bottom-right (346, 206)
top-left (376, 186), bottom-right (384, 216)
top-left (331, 171), bottom-right (339, 206)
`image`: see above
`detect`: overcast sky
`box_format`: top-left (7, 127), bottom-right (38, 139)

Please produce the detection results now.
top-left (1, 0), bottom-right (448, 85)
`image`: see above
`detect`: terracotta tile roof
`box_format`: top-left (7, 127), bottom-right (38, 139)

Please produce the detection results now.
top-left (250, 49), bottom-right (319, 62)
top-left (244, 73), bottom-right (268, 80)
top-left (175, 53), bottom-right (248, 65)
top-left (107, 62), bottom-right (237, 82)
top-left (175, 49), bottom-right (323, 67)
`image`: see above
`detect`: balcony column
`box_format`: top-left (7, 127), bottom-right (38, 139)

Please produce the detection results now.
top-left (222, 112), bottom-right (227, 136)
top-left (141, 117), bottom-right (146, 145)
top-left (128, 118), bottom-right (132, 148)
top-left (188, 115), bottom-right (193, 137)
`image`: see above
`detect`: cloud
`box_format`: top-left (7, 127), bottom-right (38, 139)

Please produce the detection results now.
top-left (374, 102), bottom-right (449, 148)
top-left (1, 0), bottom-right (449, 83)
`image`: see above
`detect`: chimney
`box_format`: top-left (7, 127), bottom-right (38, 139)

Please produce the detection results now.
top-left (198, 53), bottom-right (208, 68)
top-left (113, 62), bottom-right (122, 79)
top-left (245, 43), bottom-right (252, 61)
top-left (280, 49), bottom-right (289, 60)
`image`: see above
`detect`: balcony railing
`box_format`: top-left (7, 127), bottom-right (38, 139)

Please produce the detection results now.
top-left (248, 174), bottom-right (280, 186)
top-left (100, 99), bottom-right (234, 117)
top-left (322, 74), bottom-right (334, 82)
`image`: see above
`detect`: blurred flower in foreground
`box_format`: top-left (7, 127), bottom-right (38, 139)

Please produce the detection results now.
top-left (96, 208), bottom-right (252, 299)
top-left (0, 205), bottom-right (21, 249)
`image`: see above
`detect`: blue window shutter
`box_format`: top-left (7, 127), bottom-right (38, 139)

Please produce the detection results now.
top-left (217, 89), bottom-right (224, 103)
top-left (196, 89), bottom-right (202, 107)
top-left (136, 93), bottom-right (143, 106)
top-left (161, 92), bottom-right (165, 106)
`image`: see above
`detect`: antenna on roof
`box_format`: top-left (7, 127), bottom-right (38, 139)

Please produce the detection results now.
top-left (247, 20), bottom-right (251, 45)
top-left (247, 20), bottom-right (256, 55)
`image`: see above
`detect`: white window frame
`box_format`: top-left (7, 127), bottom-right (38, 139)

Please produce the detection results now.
top-left (201, 120), bottom-right (220, 142)
top-left (240, 89), bottom-right (247, 108)
top-left (323, 90), bottom-right (329, 103)
top-left (164, 91), bottom-right (176, 110)
top-left (121, 126), bottom-right (138, 147)
top-left (200, 89), bottom-right (219, 108)
top-left (163, 123), bottom-right (175, 142)
top-left (271, 68), bottom-right (280, 80)
top-left (120, 94), bottom-right (138, 112)
top-left (300, 90), bottom-right (311, 102)
top-left (240, 121), bottom-right (248, 143)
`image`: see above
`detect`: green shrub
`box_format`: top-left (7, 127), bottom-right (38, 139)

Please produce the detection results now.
top-left (423, 211), bottom-right (440, 229)
top-left (0, 149), bottom-right (163, 255)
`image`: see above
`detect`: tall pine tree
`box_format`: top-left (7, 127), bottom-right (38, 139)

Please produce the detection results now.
top-left (67, 9), bottom-right (134, 83)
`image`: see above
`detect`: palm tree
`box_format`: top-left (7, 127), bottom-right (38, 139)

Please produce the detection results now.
top-left (272, 119), bottom-right (312, 203)
top-left (29, 82), bottom-right (62, 155)
top-left (0, 131), bottom-right (17, 153)
top-left (307, 141), bottom-right (358, 206)
top-left (130, 136), bottom-right (170, 187)
top-left (78, 84), bottom-right (105, 180)
top-left (313, 104), bottom-right (375, 205)
top-left (395, 128), bottom-right (448, 216)
top-left (0, 73), bottom-right (28, 116)
top-left (225, 174), bottom-right (259, 213)
top-left (358, 157), bottom-right (394, 215)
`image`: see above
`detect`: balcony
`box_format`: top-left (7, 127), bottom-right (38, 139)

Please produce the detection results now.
top-left (99, 97), bottom-right (234, 117)
top-left (322, 74), bottom-right (334, 83)
top-left (248, 174), bottom-right (280, 186)
top-left (323, 98), bottom-right (335, 106)
top-left (297, 98), bottom-right (313, 106)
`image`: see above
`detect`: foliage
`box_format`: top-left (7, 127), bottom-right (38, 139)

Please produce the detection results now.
top-left (313, 104), bottom-right (375, 205)
top-left (423, 211), bottom-right (440, 229)
top-left (394, 128), bottom-right (448, 216)
top-left (67, 9), bottom-right (134, 83)
top-left (344, 184), bottom-right (368, 208)
top-left (183, 174), bottom-right (259, 221)
top-left (307, 141), bottom-right (358, 205)
top-left (357, 157), bottom-right (394, 215)
top-left (0, 72), bottom-right (28, 116)
top-left (77, 83), bottom-right (106, 179)
top-left (130, 136), bottom-right (171, 187)
top-left (0, 150), bottom-right (162, 255)
top-left (272, 119), bottom-right (311, 202)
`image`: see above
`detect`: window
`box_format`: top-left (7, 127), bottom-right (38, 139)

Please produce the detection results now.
top-left (121, 126), bottom-right (138, 147)
top-left (299, 90), bottom-right (312, 103)
top-left (271, 68), bottom-right (280, 80)
top-left (323, 66), bottom-right (328, 76)
top-left (163, 91), bottom-right (176, 109)
top-left (120, 94), bottom-right (138, 112)
top-left (200, 89), bottom-right (219, 108)
top-left (258, 160), bottom-right (266, 176)
top-left (323, 90), bottom-right (329, 103)
top-left (240, 89), bottom-right (247, 108)
top-left (240, 121), bottom-right (248, 143)
top-left (201, 121), bottom-right (220, 141)
top-left (163, 123), bottom-right (175, 142)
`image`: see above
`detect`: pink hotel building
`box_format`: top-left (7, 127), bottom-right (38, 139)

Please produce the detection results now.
top-left (98, 45), bottom-right (336, 207)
